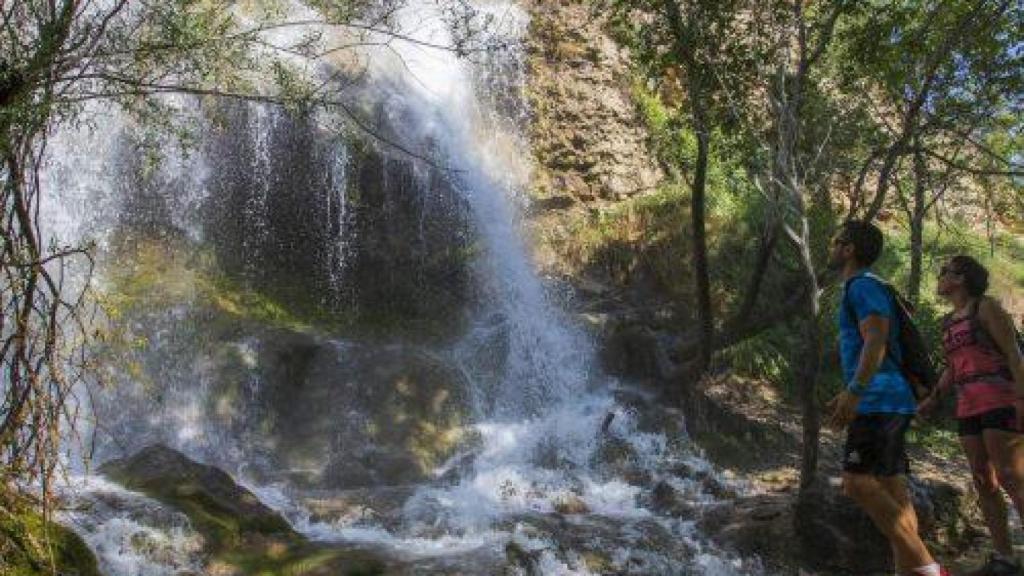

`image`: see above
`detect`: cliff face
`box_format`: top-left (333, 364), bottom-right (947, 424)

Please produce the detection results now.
top-left (523, 0), bottom-right (662, 208)
top-left (521, 1), bottom-right (689, 385)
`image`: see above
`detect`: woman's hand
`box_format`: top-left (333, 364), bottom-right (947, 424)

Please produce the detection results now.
top-left (917, 391), bottom-right (940, 419)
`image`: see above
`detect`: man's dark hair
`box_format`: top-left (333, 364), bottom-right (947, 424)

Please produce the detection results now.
top-left (950, 255), bottom-right (989, 297)
top-left (838, 220), bottom-right (883, 266)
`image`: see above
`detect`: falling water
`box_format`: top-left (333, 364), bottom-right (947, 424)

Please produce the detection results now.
top-left (35, 1), bottom-right (766, 574)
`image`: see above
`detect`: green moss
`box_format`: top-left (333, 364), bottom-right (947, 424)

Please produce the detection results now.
top-left (100, 237), bottom-right (310, 331)
top-left (100, 471), bottom-right (292, 552)
top-left (102, 465), bottom-right (385, 576)
top-left (0, 491), bottom-right (99, 576)
top-left (98, 234), bottom-right (468, 347)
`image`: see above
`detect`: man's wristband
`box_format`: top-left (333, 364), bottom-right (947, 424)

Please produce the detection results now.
top-left (846, 379), bottom-right (869, 396)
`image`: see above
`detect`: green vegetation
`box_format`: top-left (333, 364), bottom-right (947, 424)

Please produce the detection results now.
top-left (591, 0), bottom-right (1021, 489)
top-left (0, 489), bottom-right (99, 576)
top-left (99, 236), bottom-right (309, 333)
top-left (721, 222), bottom-right (1023, 402)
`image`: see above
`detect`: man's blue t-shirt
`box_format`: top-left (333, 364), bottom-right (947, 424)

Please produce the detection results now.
top-left (839, 271), bottom-right (916, 415)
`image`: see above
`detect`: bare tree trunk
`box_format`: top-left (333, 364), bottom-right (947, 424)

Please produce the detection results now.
top-left (793, 220), bottom-right (823, 490)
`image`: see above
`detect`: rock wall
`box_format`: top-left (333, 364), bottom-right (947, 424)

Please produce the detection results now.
top-left (521, 0), bottom-right (687, 384)
top-left (523, 0), bottom-right (662, 208)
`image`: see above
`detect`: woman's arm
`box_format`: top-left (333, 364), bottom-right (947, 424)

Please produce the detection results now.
top-left (978, 297), bottom-right (1024, 395)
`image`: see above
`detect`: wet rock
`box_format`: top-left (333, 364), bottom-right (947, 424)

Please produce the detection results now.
top-left (0, 487), bottom-right (101, 576)
top-left (434, 450), bottom-right (478, 486)
top-left (323, 449), bottom-right (426, 489)
top-left (499, 512), bottom-right (697, 574)
top-left (698, 493), bottom-right (796, 572)
top-left (100, 445), bottom-right (391, 575)
top-left (552, 494), bottom-right (590, 515)
top-left (255, 334), bottom-right (474, 490)
top-left (793, 480), bottom-right (893, 574)
top-left (592, 436), bottom-right (638, 475)
top-left (504, 541), bottom-right (542, 576)
top-left (300, 486), bottom-right (414, 531)
top-left (204, 102), bottom-right (476, 338)
top-left (601, 321), bottom-right (676, 380)
top-left (647, 480), bottom-right (698, 520)
top-left (321, 457), bottom-right (376, 489)
top-left (100, 444), bottom-right (295, 549)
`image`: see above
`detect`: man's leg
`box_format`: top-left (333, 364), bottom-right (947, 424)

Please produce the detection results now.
top-left (844, 472), bottom-right (935, 573)
top-left (963, 433), bottom-right (1013, 556)
top-left (880, 475), bottom-right (920, 575)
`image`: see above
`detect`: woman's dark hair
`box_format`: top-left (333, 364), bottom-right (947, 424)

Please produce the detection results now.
top-left (950, 255), bottom-right (989, 297)
top-left (838, 220), bottom-right (883, 266)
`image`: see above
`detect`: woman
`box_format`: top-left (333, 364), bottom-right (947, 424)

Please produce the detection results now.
top-left (923, 255), bottom-right (1024, 576)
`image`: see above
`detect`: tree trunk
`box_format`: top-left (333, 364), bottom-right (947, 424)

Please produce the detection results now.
top-left (908, 147), bottom-right (927, 304)
top-left (691, 126), bottom-right (713, 373)
top-left (791, 219), bottom-right (823, 491)
top-left (660, 0), bottom-right (714, 376)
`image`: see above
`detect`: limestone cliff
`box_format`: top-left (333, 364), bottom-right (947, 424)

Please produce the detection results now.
top-left (523, 0), bottom-right (662, 209)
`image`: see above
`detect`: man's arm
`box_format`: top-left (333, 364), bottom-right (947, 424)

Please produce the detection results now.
top-left (850, 314), bottom-right (890, 392)
top-left (828, 314), bottom-right (891, 429)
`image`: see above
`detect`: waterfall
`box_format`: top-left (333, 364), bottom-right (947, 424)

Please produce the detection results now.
top-left (36, 1), bottom-right (764, 574)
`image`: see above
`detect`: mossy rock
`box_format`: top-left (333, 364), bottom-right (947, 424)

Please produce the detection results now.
top-left (100, 445), bottom-right (389, 575)
top-left (100, 444), bottom-right (295, 551)
top-left (0, 489), bottom-right (99, 576)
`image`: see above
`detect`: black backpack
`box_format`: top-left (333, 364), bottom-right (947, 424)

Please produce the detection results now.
top-left (843, 275), bottom-right (938, 399)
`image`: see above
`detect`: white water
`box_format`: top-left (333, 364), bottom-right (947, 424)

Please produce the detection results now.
top-left (37, 1), bottom-right (765, 574)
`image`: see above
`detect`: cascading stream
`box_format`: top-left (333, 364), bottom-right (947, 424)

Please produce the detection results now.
top-left (37, 1), bottom-right (765, 574)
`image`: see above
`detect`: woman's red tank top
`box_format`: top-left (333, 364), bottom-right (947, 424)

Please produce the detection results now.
top-left (943, 305), bottom-right (1015, 418)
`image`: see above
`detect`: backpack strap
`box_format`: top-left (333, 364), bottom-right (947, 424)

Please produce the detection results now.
top-left (842, 274), bottom-right (893, 326)
top-left (842, 275), bottom-right (871, 326)
top-left (842, 273), bottom-right (904, 368)
top-left (969, 296), bottom-right (1022, 360)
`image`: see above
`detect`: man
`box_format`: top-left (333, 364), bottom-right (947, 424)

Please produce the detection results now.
top-left (826, 220), bottom-right (949, 576)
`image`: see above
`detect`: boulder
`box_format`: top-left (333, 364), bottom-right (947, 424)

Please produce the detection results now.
top-left (793, 480), bottom-right (895, 574)
top-left (601, 321), bottom-right (673, 380)
top-left (697, 493), bottom-right (799, 574)
top-left (101, 445), bottom-right (390, 576)
top-left (793, 478), bottom-right (977, 574)
top-left (255, 334), bottom-right (474, 490)
top-left (552, 494), bottom-right (590, 515)
top-left (100, 444), bottom-right (295, 550)
top-left (647, 480), bottom-right (699, 520)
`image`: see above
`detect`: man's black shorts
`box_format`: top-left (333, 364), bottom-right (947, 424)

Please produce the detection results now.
top-left (842, 413), bottom-right (912, 476)
top-left (958, 405), bottom-right (1020, 436)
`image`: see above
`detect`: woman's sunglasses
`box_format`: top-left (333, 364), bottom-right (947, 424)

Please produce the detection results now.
top-left (938, 265), bottom-right (961, 278)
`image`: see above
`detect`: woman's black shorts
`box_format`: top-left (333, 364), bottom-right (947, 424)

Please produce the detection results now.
top-left (842, 413), bottom-right (913, 476)
top-left (957, 405), bottom-right (1020, 436)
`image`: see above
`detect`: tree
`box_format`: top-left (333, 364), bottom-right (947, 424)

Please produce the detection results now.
top-left (837, 0), bottom-right (1023, 225)
top-left (749, 0), bottom-right (850, 491)
top-left (604, 0), bottom-right (764, 376)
